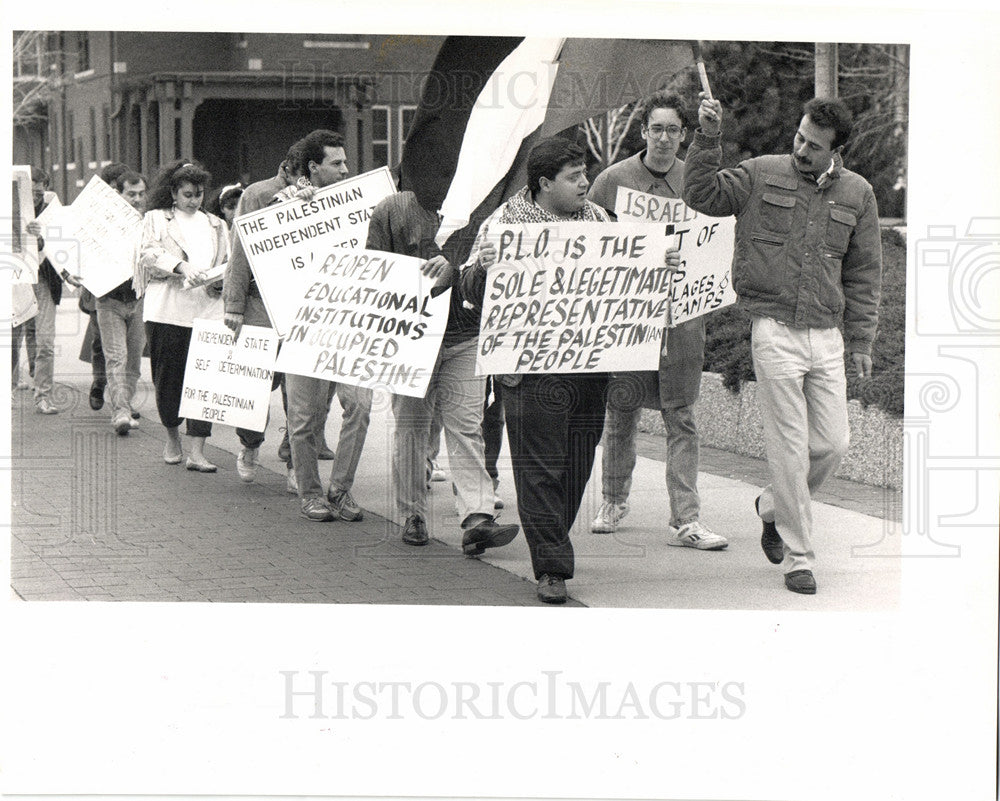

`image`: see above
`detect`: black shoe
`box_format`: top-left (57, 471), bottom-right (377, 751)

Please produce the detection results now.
top-left (537, 574), bottom-right (568, 604)
top-left (461, 516), bottom-right (519, 556)
top-left (402, 515), bottom-right (429, 546)
top-left (756, 495), bottom-right (785, 565)
top-left (784, 569), bottom-right (817, 594)
top-left (89, 383), bottom-right (105, 410)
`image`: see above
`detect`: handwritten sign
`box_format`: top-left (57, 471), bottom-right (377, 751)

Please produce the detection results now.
top-left (234, 167), bottom-right (397, 336)
top-left (5, 166), bottom-right (38, 283)
top-left (274, 248), bottom-right (450, 398)
top-left (476, 221), bottom-right (676, 375)
top-left (178, 319), bottom-right (279, 431)
top-left (614, 187), bottom-right (736, 324)
top-left (37, 175), bottom-right (143, 298)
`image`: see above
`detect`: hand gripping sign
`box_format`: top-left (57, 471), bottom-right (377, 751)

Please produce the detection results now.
top-left (476, 220), bottom-right (678, 376)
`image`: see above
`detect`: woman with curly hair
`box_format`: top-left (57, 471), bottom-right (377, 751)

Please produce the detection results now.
top-left (140, 159), bottom-right (229, 471)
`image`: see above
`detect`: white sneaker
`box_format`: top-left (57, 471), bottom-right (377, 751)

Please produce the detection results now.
top-left (286, 466), bottom-right (299, 494)
top-left (236, 447), bottom-right (259, 483)
top-left (591, 500), bottom-right (629, 533)
top-left (668, 520), bottom-right (728, 551)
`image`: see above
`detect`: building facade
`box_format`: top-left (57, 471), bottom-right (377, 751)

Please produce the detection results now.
top-left (13, 31), bottom-right (443, 200)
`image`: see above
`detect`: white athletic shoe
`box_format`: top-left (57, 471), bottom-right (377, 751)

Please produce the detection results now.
top-left (667, 520), bottom-right (728, 551)
top-left (236, 447), bottom-right (259, 483)
top-left (591, 500), bottom-right (629, 533)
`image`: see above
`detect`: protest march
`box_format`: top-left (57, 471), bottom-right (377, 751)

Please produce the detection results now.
top-left (7, 35), bottom-right (885, 606)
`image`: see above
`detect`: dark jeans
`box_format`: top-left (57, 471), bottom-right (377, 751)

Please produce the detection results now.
top-left (144, 321), bottom-right (211, 437)
top-left (81, 312), bottom-right (106, 388)
top-left (503, 373), bottom-right (608, 580)
top-left (482, 376), bottom-right (505, 485)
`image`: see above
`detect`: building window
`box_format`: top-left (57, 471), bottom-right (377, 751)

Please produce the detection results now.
top-left (76, 32), bottom-right (90, 73)
top-left (372, 105), bottom-right (390, 168)
top-left (398, 105), bottom-right (417, 162)
top-left (89, 107), bottom-right (97, 165)
top-left (103, 104), bottom-right (111, 160)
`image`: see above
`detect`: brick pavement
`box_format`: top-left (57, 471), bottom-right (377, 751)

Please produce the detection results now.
top-left (8, 385), bottom-right (569, 606)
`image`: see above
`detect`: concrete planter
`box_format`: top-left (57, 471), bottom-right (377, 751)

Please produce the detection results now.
top-left (638, 371), bottom-right (903, 490)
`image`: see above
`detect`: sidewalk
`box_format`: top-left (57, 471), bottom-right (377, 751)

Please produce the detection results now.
top-left (7, 304), bottom-right (902, 609)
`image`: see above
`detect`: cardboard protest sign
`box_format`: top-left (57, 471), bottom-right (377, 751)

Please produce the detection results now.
top-left (274, 248), bottom-right (451, 398)
top-left (178, 319), bottom-right (279, 432)
top-left (37, 175), bottom-right (143, 298)
top-left (234, 167), bottom-right (397, 336)
top-left (614, 187), bottom-right (736, 324)
top-left (476, 221), bottom-right (676, 375)
top-left (6, 166), bottom-right (39, 283)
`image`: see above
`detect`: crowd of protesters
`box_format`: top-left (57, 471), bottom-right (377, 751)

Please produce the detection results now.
top-left (12, 89), bottom-right (881, 604)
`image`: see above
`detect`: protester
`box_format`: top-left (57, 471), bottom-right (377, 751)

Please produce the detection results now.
top-left (587, 92), bottom-right (727, 551)
top-left (463, 137), bottom-right (681, 603)
top-left (276, 130), bottom-right (373, 522)
top-left (683, 94), bottom-right (882, 594)
top-left (208, 182), bottom-right (243, 228)
top-left (95, 169), bottom-right (148, 435)
top-left (222, 140), bottom-right (335, 492)
top-left (366, 188), bottom-right (519, 553)
top-left (24, 168), bottom-right (83, 414)
top-left (140, 159), bottom-right (228, 470)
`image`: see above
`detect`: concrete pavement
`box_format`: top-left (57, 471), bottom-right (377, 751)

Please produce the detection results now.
top-left (7, 302), bottom-right (902, 608)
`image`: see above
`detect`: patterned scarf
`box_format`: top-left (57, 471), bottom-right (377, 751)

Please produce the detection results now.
top-left (498, 186), bottom-right (608, 224)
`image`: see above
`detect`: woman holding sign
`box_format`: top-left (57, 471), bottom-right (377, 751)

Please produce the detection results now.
top-left (140, 160), bottom-right (228, 471)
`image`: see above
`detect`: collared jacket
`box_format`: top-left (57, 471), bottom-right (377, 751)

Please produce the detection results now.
top-left (222, 172), bottom-right (289, 325)
top-left (682, 130), bottom-right (882, 355)
top-left (588, 150), bottom-right (706, 409)
top-left (140, 206), bottom-right (227, 328)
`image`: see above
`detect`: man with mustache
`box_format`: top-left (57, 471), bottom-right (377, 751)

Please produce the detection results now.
top-left (683, 95), bottom-right (883, 595)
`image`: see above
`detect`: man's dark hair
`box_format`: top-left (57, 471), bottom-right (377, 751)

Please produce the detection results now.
top-left (147, 159), bottom-right (212, 211)
top-left (804, 97), bottom-right (853, 149)
top-left (100, 162), bottom-right (129, 185)
top-left (299, 130), bottom-right (346, 174)
top-left (527, 137), bottom-right (586, 195)
top-left (641, 91), bottom-right (689, 128)
top-left (31, 167), bottom-right (50, 186)
top-left (114, 170), bottom-right (146, 192)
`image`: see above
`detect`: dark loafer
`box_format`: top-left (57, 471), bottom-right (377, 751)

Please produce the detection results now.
top-left (784, 569), bottom-right (817, 594)
top-left (89, 383), bottom-right (105, 410)
top-left (402, 515), bottom-right (429, 546)
top-left (461, 517), bottom-right (519, 556)
top-left (756, 495), bottom-right (785, 565)
top-left (537, 574), bottom-right (567, 604)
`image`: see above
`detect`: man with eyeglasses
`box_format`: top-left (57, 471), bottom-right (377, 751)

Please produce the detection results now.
top-left (587, 91), bottom-right (728, 552)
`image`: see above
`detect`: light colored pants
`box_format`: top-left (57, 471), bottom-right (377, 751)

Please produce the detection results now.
top-left (750, 316), bottom-right (849, 573)
top-left (96, 296), bottom-right (144, 419)
top-left (601, 402), bottom-right (701, 526)
top-left (392, 338), bottom-right (493, 524)
top-left (31, 283), bottom-right (57, 403)
top-left (285, 373), bottom-right (372, 500)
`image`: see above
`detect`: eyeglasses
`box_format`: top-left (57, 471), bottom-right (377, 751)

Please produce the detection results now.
top-left (645, 125), bottom-right (685, 139)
